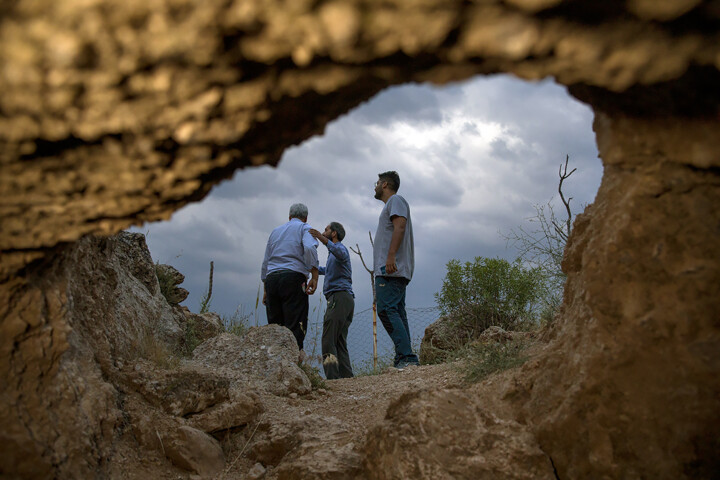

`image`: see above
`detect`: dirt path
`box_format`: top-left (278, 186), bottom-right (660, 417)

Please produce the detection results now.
top-left (221, 363), bottom-right (465, 479)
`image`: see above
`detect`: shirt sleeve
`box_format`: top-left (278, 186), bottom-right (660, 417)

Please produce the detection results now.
top-left (326, 241), bottom-right (349, 263)
top-left (318, 266), bottom-right (326, 275)
top-left (388, 195), bottom-right (408, 220)
top-left (261, 237), bottom-right (272, 281)
top-left (302, 228), bottom-right (319, 271)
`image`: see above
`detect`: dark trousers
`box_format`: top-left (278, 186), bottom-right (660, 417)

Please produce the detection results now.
top-left (322, 291), bottom-right (354, 379)
top-left (265, 270), bottom-right (309, 350)
top-left (375, 276), bottom-right (419, 366)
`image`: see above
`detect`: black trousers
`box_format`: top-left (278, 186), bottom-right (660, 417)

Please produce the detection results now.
top-left (265, 270), bottom-right (309, 350)
top-left (321, 291), bottom-right (354, 379)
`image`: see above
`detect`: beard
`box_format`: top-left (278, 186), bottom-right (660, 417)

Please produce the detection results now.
top-left (374, 188), bottom-right (382, 200)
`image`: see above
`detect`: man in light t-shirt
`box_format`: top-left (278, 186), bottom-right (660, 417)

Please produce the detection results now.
top-left (372, 171), bottom-right (420, 368)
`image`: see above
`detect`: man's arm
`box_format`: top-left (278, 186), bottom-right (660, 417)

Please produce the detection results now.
top-left (386, 215), bottom-right (407, 274)
top-left (261, 236), bottom-right (273, 282)
top-left (302, 228), bottom-right (319, 294)
top-left (310, 228), bottom-right (349, 263)
top-left (302, 229), bottom-right (319, 270)
top-left (306, 267), bottom-right (319, 295)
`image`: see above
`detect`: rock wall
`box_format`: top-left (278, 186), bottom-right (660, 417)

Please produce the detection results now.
top-left (1, 0), bottom-right (719, 478)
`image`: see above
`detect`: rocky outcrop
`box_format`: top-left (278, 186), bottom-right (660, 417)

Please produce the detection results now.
top-left (2, 0), bottom-right (719, 277)
top-left (1, 1), bottom-right (719, 478)
top-left (0, 231), bottom-right (311, 478)
top-left (156, 263), bottom-right (190, 304)
top-left (364, 389), bottom-right (556, 480)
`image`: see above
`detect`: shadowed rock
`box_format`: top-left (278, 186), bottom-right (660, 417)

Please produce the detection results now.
top-left (1, 0), bottom-right (718, 478)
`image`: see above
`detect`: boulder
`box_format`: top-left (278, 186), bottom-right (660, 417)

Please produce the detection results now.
top-left (363, 389), bottom-right (555, 480)
top-left (163, 425), bottom-right (225, 478)
top-left (193, 327), bottom-right (312, 396)
top-left (251, 414), bottom-right (362, 479)
top-left (125, 359), bottom-right (230, 417)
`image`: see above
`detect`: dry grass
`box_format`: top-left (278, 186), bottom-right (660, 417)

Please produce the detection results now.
top-left (461, 337), bottom-right (530, 383)
top-left (137, 327), bottom-right (180, 369)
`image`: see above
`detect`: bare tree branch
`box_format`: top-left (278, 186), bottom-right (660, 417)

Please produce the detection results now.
top-left (557, 154), bottom-right (576, 239)
top-left (349, 243), bottom-right (373, 274)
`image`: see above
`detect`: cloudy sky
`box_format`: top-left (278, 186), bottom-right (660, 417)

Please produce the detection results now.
top-left (132, 73), bottom-right (603, 326)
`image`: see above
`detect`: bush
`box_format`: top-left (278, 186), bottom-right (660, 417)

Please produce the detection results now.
top-left (435, 257), bottom-right (545, 333)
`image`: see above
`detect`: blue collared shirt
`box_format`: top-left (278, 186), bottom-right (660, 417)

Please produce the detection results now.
top-left (318, 240), bottom-right (354, 298)
top-left (261, 218), bottom-right (319, 281)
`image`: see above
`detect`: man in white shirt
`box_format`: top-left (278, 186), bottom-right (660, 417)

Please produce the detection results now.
top-left (261, 203), bottom-right (319, 351)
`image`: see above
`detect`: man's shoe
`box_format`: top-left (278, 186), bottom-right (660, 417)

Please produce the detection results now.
top-left (396, 361), bottom-right (419, 369)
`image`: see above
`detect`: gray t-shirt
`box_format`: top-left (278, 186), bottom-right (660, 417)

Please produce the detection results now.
top-left (373, 194), bottom-right (414, 281)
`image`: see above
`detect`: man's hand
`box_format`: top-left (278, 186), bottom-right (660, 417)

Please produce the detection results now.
top-left (306, 277), bottom-right (318, 295)
top-left (385, 253), bottom-right (398, 274)
top-left (262, 290), bottom-right (267, 306)
top-left (309, 228), bottom-right (328, 245)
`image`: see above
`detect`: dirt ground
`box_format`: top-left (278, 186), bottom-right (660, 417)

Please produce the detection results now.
top-left (219, 362), bottom-right (465, 479)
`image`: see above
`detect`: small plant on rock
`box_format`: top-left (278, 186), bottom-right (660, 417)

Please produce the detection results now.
top-left (222, 305), bottom-right (252, 337)
top-left (299, 363), bottom-right (327, 390)
top-left (182, 317), bottom-right (201, 355)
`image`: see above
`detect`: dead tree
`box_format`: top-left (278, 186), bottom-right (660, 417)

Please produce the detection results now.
top-left (350, 232), bottom-right (379, 369)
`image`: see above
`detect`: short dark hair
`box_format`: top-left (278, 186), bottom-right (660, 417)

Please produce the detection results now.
top-left (378, 171), bottom-right (400, 192)
top-left (329, 221), bottom-right (345, 241)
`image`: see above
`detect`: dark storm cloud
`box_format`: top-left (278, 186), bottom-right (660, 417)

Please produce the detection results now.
top-left (351, 83), bottom-right (443, 127)
top-left (134, 73), bottom-right (603, 326)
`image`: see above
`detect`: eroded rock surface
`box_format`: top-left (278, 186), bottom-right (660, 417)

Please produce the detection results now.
top-left (1, 0), bottom-right (719, 273)
top-left (364, 389), bottom-right (556, 480)
top-left (1, 0), bottom-right (719, 478)
top-left (0, 232), bottom-right (279, 478)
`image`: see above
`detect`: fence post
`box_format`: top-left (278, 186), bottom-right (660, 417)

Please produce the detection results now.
top-left (372, 303), bottom-right (377, 369)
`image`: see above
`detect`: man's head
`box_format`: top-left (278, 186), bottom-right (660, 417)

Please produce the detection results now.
top-left (323, 222), bottom-right (345, 242)
top-left (289, 203), bottom-right (309, 222)
top-left (374, 171), bottom-right (400, 200)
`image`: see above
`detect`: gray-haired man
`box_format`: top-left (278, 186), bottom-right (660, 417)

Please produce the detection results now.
top-left (261, 203), bottom-right (319, 351)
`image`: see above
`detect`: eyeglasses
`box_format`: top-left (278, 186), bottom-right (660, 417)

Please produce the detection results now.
top-left (375, 180), bottom-right (385, 187)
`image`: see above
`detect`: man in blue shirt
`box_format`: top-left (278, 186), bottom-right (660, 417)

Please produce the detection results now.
top-left (373, 171), bottom-right (420, 368)
top-left (310, 222), bottom-right (354, 379)
top-left (261, 203), bottom-right (319, 352)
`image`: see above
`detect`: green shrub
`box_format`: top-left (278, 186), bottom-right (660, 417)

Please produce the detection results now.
top-left (435, 257), bottom-right (544, 333)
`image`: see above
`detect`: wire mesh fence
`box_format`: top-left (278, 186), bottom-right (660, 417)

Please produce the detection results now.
top-left (302, 301), bottom-right (441, 376)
